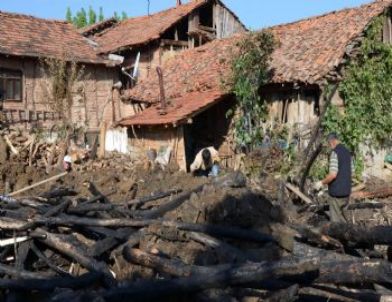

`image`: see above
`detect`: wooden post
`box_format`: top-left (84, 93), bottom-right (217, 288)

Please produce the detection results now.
top-left (8, 172), bottom-right (68, 197)
top-left (98, 121), bottom-right (107, 159)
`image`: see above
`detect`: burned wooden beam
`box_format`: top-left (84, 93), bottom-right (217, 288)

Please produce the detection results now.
top-left (321, 223), bottom-right (392, 246)
top-left (0, 272), bottom-right (102, 291)
top-left (17, 216), bottom-right (275, 243)
top-left (105, 252), bottom-right (319, 300)
top-left (35, 228), bottom-right (115, 284)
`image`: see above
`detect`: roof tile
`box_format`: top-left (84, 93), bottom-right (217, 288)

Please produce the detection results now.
top-left (95, 0), bottom-right (210, 54)
top-left (0, 11), bottom-right (107, 64)
top-left (122, 0), bottom-right (392, 126)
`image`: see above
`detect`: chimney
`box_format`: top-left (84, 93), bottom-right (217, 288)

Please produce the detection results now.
top-left (176, 0), bottom-right (182, 6)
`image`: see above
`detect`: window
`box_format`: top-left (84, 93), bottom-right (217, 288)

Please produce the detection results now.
top-left (0, 69), bottom-right (22, 101)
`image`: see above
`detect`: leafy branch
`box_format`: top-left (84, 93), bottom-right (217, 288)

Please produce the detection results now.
top-left (226, 31), bottom-right (276, 149)
top-left (323, 15), bottom-right (392, 154)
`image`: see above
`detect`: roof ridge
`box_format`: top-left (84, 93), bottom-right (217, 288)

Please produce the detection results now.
top-left (266, 0), bottom-right (391, 31)
top-left (0, 10), bottom-right (69, 24)
top-left (120, 0), bottom-right (205, 24)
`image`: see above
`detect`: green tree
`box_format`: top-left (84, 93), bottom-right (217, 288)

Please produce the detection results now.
top-left (113, 12), bottom-right (119, 21)
top-left (88, 6), bottom-right (97, 25)
top-left (121, 11), bottom-right (128, 21)
top-left (65, 7), bottom-right (73, 23)
top-left (99, 7), bottom-right (104, 22)
top-left (74, 8), bottom-right (88, 28)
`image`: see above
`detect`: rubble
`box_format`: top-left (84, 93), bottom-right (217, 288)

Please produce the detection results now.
top-left (0, 131), bottom-right (392, 301)
top-left (0, 152), bottom-right (389, 302)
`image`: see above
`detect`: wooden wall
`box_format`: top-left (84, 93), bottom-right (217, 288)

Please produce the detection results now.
top-left (214, 2), bottom-right (246, 39)
top-left (0, 55), bottom-right (120, 131)
top-left (120, 1), bottom-right (245, 83)
top-left (263, 88), bottom-right (320, 126)
top-left (128, 125), bottom-right (186, 171)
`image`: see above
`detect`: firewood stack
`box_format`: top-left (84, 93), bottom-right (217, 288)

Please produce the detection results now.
top-left (0, 172), bottom-right (391, 301)
top-left (0, 129), bottom-right (65, 170)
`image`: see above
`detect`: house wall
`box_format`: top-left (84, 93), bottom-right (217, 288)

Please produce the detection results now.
top-left (214, 2), bottom-right (245, 39)
top-left (0, 55), bottom-right (120, 131)
top-left (128, 125), bottom-right (186, 171)
top-left (263, 87), bottom-right (320, 127)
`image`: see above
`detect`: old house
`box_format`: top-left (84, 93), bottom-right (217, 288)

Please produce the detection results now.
top-left (0, 11), bottom-right (122, 132)
top-left (83, 0), bottom-right (246, 88)
top-left (117, 0), bottom-right (392, 173)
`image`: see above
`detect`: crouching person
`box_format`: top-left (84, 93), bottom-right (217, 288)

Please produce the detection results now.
top-left (190, 147), bottom-right (220, 177)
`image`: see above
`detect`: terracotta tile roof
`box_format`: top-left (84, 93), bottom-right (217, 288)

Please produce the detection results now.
top-left (128, 0), bottom-right (392, 105)
top-left (127, 36), bottom-right (237, 103)
top-left (94, 0), bottom-right (243, 54)
top-left (270, 0), bottom-right (392, 84)
top-left (121, 0), bottom-right (392, 126)
top-left (119, 90), bottom-right (224, 126)
top-left (0, 11), bottom-right (108, 64)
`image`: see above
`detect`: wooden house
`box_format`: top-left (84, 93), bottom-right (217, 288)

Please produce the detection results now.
top-left (83, 0), bottom-right (246, 87)
top-left (117, 0), bottom-right (392, 173)
top-left (0, 11), bottom-right (123, 132)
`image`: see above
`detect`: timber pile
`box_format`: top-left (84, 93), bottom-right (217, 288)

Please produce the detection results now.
top-left (0, 171), bottom-right (391, 301)
top-left (0, 129), bottom-right (90, 171)
top-left (79, 153), bottom-right (135, 172)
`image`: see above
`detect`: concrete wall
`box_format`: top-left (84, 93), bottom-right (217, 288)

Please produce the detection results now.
top-left (0, 55), bottom-right (120, 131)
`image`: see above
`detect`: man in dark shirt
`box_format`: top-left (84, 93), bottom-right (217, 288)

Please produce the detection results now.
top-left (314, 133), bottom-right (353, 222)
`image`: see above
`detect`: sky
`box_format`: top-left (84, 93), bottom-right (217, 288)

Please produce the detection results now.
top-left (0, 0), bottom-right (373, 29)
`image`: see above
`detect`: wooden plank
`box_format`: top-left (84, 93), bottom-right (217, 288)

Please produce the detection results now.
top-left (285, 183), bottom-right (313, 205)
top-left (8, 172), bottom-right (68, 197)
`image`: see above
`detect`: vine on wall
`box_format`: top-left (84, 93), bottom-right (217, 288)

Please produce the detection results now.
top-left (226, 31), bottom-right (276, 149)
top-left (324, 15), bottom-right (392, 154)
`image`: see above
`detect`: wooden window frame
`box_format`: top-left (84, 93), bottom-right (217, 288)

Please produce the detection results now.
top-left (0, 68), bottom-right (23, 102)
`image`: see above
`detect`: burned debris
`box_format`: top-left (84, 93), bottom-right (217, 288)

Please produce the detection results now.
top-left (0, 0), bottom-right (392, 301)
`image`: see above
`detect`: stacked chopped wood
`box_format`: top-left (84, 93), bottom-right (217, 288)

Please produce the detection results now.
top-left (0, 129), bottom-right (90, 171)
top-left (0, 171), bottom-right (391, 301)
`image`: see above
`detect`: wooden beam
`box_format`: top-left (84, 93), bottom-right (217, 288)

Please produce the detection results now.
top-left (198, 25), bottom-right (216, 33)
top-left (160, 39), bottom-right (189, 47)
top-left (285, 183), bottom-right (313, 205)
top-left (8, 172), bottom-right (68, 197)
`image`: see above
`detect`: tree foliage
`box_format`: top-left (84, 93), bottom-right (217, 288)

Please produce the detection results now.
top-left (40, 58), bottom-right (86, 126)
top-left (65, 7), bottom-right (72, 23)
top-left (88, 6), bottom-right (97, 25)
top-left (73, 8), bottom-right (87, 28)
top-left (66, 7), bottom-right (128, 28)
top-left (227, 31), bottom-right (276, 149)
top-left (323, 15), bottom-right (392, 153)
top-left (99, 7), bottom-right (104, 22)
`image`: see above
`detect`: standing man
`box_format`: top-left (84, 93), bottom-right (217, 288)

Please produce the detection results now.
top-left (314, 133), bottom-right (353, 222)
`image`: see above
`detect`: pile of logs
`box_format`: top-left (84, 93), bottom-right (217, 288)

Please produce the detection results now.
top-left (0, 130), bottom-right (136, 175)
top-left (0, 129), bottom-right (90, 171)
top-left (0, 173), bottom-right (392, 301)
